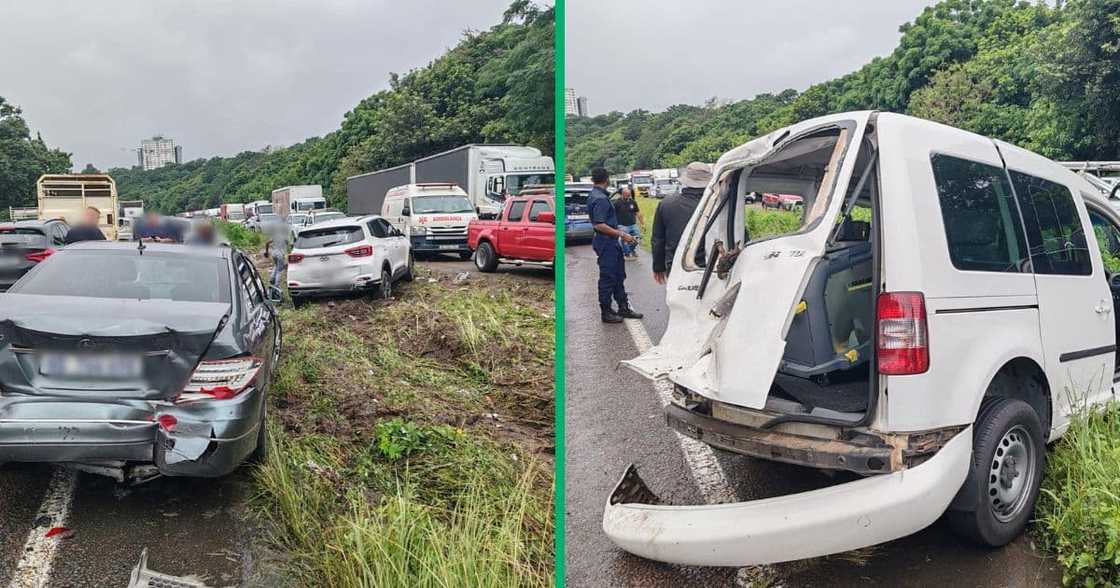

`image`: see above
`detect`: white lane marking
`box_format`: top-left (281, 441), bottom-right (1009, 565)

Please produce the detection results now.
top-left (8, 467), bottom-right (77, 588)
top-left (622, 318), bottom-right (736, 503)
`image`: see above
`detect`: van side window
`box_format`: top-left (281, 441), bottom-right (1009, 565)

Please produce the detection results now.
top-left (1009, 171), bottom-right (1091, 276)
top-left (508, 200), bottom-right (527, 222)
top-left (1087, 208), bottom-right (1120, 274)
top-left (931, 154), bottom-right (1028, 273)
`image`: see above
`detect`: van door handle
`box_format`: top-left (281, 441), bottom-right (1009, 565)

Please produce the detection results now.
top-left (1095, 300), bottom-right (1112, 314)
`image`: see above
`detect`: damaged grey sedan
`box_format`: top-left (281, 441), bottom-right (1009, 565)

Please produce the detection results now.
top-left (0, 241), bottom-right (281, 483)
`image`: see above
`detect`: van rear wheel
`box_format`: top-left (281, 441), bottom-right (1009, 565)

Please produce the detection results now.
top-left (947, 397), bottom-right (1045, 546)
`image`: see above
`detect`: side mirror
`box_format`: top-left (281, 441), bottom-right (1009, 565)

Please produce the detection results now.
top-left (536, 211), bottom-right (555, 224)
top-left (267, 286), bottom-right (284, 304)
top-left (401, 206), bottom-right (411, 217)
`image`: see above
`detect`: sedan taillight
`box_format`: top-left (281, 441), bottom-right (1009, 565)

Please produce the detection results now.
top-left (25, 248), bottom-right (54, 263)
top-left (345, 245), bottom-right (373, 257)
top-left (288, 253), bottom-right (304, 263)
top-left (178, 357), bottom-right (262, 402)
top-left (876, 291), bottom-right (929, 375)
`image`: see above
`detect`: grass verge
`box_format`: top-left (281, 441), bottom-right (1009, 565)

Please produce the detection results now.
top-left (217, 219), bottom-right (265, 251)
top-left (634, 196), bottom-right (803, 252)
top-left (1035, 401), bottom-right (1120, 586)
top-left (253, 269), bottom-right (555, 587)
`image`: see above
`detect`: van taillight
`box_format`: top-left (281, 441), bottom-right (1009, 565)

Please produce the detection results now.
top-left (345, 245), bottom-right (372, 257)
top-left (876, 291), bottom-right (929, 375)
top-left (25, 248), bottom-right (54, 263)
top-left (288, 253), bottom-right (304, 263)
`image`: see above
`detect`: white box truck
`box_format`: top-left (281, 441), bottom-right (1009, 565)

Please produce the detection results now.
top-left (271, 185), bottom-right (326, 218)
top-left (346, 144), bottom-right (554, 219)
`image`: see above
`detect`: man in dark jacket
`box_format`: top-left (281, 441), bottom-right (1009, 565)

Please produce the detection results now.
top-left (588, 167), bottom-right (643, 323)
top-left (63, 206), bottom-right (107, 244)
top-left (651, 162), bottom-right (712, 284)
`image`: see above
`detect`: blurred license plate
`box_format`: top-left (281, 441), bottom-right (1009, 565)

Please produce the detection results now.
top-left (438, 245), bottom-right (459, 250)
top-left (40, 353), bottom-right (143, 378)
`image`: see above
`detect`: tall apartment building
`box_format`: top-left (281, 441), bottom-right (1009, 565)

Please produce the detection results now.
top-left (138, 136), bottom-right (182, 170)
top-left (577, 96), bottom-right (590, 117)
top-left (565, 88), bottom-right (578, 116)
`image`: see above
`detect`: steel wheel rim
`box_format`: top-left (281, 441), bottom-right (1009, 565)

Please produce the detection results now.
top-left (988, 424), bottom-right (1036, 522)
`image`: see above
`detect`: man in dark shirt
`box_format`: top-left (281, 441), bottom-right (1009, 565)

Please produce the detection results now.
top-left (612, 186), bottom-right (644, 259)
top-left (133, 211), bottom-right (183, 243)
top-left (588, 168), bottom-right (643, 323)
top-left (63, 206), bottom-right (107, 244)
top-left (651, 162), bottom-right (712, 284)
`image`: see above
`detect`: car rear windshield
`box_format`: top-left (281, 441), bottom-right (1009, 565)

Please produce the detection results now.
top-left (411, 195), bottom-right (474, 214)
top-left (0, 227), bottom-right (48, 246)
top-left (295, 226), bottom-right (363, 249)
top-left (11, 250), bottom-right (231, 303)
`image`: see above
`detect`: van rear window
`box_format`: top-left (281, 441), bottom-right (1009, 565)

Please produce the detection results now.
top-left (1009, 171), bottom-right (1091, 276)
top-left (931, 154), bottom-right (1028, 273)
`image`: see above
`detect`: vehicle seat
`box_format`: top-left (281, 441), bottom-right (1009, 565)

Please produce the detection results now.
top-left (780, 222), bottom-right (873, 379)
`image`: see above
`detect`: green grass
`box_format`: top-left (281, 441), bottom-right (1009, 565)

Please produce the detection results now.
top-left (634, 196), bottom-right (805, 252)
top-left (217, 219), bottom-right (265, 251)
top-left (1035, 402), bottom-right (1120, 586)
top-left (253, 273), bottom-right (554, 586)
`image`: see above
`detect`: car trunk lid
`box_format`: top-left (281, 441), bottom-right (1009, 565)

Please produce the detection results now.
top-left (0, 294), bottom-right (230, 400)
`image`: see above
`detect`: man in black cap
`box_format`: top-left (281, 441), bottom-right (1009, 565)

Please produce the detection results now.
top-left (587, 167), bottom-right (643, 323)
top-left (651, 162), bottom-right (712, 284)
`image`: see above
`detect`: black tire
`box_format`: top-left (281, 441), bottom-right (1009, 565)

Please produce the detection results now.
top-left (402, 253), bottom-right (415, 282)
top-left (947, 397), bottom-right (1045, 546)
top-left (291, 296), bottom-right (306, 309)
top-left (475, 242), bottom-right (499, 273)
top-left (379, 267), bottom-right (393, 299)
top-left (459, 251), bottom-right (473, 261)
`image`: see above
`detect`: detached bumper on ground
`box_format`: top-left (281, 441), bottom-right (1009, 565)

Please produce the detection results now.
top-left (602, 425), bottom-right (972, 566)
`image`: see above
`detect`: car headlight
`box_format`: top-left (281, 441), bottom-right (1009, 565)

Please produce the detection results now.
top-left (411, 225), bottom-right (427, 235)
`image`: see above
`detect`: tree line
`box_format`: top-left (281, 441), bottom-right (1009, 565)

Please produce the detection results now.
top-left (567, 0), bottom-right (1120, 177)
top-left (0, 1), bottom-right (552, 215)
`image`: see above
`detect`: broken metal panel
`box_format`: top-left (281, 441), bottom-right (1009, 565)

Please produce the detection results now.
top-left (128, 548), bottom-right (210, 588)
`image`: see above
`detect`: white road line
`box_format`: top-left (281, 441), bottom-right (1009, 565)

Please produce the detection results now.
top-left (622, 318), bottom-right (737, 504)
top-left (7, 467), bottom-right (77, 588)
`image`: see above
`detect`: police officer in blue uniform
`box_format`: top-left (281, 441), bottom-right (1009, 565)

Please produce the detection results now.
top-left (588, 168), bottom-right (644, 323)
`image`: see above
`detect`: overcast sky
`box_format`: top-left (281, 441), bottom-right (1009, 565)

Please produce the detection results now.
top-left (0, 0), bottom-right (518, 170)
top-left (567, 0), bottom-right (941, 115)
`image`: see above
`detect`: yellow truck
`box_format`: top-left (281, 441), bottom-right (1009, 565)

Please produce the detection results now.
top-left (36, 174), bottom-right (119, 240)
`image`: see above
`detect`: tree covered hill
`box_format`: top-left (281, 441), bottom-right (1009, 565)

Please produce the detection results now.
top-left (109, 1), bottom-right (553, 214)
top-left (567, 0), bottom-right (1120, 177)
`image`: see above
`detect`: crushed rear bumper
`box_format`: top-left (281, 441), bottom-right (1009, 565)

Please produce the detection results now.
top-left (602, 425), bottom-right (972, 566)
top-left (0, 387), bottom-right (263, 478)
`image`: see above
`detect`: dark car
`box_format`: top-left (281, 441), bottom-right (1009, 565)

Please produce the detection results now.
top-left (563, 182), bottom-right (594, 241)
top-left (0, 242), bottom-right (281, 482)
top-left (0, 219), bottom-right (69, 291)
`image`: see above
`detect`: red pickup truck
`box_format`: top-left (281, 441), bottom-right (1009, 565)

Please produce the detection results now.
top-left (467, 192), bottom-right (555, 272)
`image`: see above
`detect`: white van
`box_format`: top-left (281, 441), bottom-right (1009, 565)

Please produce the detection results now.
top-left (605, 111), bottom-right (1120, 566)
top-left (381, 183), bottom-right (478, 260)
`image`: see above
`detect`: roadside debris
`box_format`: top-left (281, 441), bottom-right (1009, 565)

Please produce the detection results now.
top-left (44, 527), bottom-right (72, 540)
top-left (127, 548), bottom-right (210, 588)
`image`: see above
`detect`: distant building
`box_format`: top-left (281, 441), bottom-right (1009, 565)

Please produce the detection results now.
top-left (565, 88), bottom-right (589, 118)
top-left (565, 88), bottom-right (579, 116)
top-left (138, 136), bottom-right (182, 170)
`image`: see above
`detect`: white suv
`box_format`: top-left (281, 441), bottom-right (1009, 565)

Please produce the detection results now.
top-left (606, 111), bottom-right (1120, 566)
top-left (286, 215), bottom-right (413, 305)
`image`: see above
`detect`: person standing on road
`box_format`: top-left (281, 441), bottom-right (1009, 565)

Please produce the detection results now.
top-left (263, 220), bottom-right (291, 290)
top-left (63, 206), bottom-right (107, 244)
top-left (613, 186), bottom-right (644, 260)
top-left (651, 161), bottom-right (712, 284)
top-left (588, 167), bottom-right (643, 324)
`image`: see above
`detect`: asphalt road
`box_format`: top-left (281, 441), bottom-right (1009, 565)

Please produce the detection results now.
top-left (563, 242), bottom-right (1062, 587)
